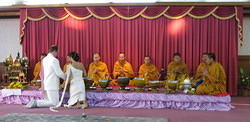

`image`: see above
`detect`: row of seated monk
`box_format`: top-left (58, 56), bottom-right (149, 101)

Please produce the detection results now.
top-left (33, 52), bottom-right (226, 95)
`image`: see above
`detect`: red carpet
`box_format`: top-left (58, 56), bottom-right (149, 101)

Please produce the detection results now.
top-left (0, 97), bottom-right (249, 122)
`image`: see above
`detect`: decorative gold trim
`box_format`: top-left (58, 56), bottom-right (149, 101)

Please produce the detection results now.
top-left (41, 8), bottom-right (69, 21)
top-left (27, 15), bottom-right (46, 21)
top-left (20, 8), bottom-right (28, 43)
top-left (188, 6), bottom-right (218, 19)
top-left (26, 6), bottom-right (239, 21)
top-left (64, 7), bottom-right (92, 20)
top-left (21, 6), bottom-right (242, 45)
top-left (87, 7), bottom-right (115, 20)
top-left (235, 6), bottom-right (244, 46)
top-left (110, 7), bottom-right (147, 20)
top-left (212, 13), bottom-right (236, 20)
top-left (163, 6), bottom-right (194, 19)
top-left (141, 6), bottom-right (169, 19)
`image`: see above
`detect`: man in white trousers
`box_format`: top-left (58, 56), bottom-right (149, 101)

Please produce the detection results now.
top-left (26, 45), bottom-right (66, 108)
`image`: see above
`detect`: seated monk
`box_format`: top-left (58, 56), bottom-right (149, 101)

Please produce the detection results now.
top-left (33, 53), bottom-right (46, 80)
top-left (88, 53), bottom-right (109, 85)
top-left (167, 53), bottom-right (189, 82)
top-left (194, 53), bottom-right (209, 81)
top-left (113, 53), bottom-right (134, 86)
top-left (138, 56), bottom-right (159, 81)
top-left (195, 53), bottom-right (227, 95)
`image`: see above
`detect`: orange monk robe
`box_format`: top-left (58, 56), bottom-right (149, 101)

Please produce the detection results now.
top-left (33, 61), bottom-right (41, 80)
top-left (194, 62), bottom-right (207, 81)
top-left (139, 64), bottom-right (159, 81)
top-left (113, 61), bottom-right (134, 86)
top-left (196, 62), bottom-right (227, 95)
top-left (113, 61), bottom-right (134, 78)
top-left (167, 61), bottom-right (189, 81)
top-left (88, 61), bottom-right (109, 84)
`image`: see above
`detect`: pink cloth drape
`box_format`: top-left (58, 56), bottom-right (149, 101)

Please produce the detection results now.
top-left (20, 6), bottom-right (242, 95)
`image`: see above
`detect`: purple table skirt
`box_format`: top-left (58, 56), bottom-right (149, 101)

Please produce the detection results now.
top-left (0, 90), bottom-right (234, 111)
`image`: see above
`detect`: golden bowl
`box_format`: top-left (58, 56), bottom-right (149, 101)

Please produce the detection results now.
top-left (98, 80), bottom-right (110, 88)
top-left (133, 77), bottom-right (146, 88)
top-left (148, 80), bottom-right (164, 88)
top-left (167, 80), bottom-right (178, 90)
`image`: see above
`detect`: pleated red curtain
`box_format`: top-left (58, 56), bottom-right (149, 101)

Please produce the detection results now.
top-left (20, 6), bottom-right (242, 95)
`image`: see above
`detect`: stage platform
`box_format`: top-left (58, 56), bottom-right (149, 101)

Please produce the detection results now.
top-left (0, 89), bottom-right (234, 111)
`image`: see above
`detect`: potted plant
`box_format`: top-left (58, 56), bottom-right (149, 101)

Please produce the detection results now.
top-left (239, 67), bottom-right (250, 96)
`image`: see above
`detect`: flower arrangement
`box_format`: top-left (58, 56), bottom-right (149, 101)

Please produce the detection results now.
top-left (3, 55), bottom-right (13, 67)
top-left (3, 55), bottom-right (28, 67)
top-left (239, 67), bottom-right (250, 96)
top-left (20, 57), bottom-right (28, 67)
top-left (239, 67), bottom-right (250, 87)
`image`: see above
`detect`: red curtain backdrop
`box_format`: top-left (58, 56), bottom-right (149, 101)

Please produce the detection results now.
top-left (20, 6), bottom-right (243, 95)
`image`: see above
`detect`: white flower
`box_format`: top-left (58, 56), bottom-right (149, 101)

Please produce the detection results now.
top-left (22, 57), bottom-right (28, 61)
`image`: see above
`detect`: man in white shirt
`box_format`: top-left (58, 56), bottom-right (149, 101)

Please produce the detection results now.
top-left (26, 45), bottom-right (66, 108)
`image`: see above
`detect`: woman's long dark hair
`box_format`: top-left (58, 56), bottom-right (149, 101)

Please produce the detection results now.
top-left (68, 52), bottom-right (80, 61)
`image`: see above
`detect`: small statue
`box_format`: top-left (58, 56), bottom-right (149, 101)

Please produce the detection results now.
top-left (6, 55), bottom-right (13, 65)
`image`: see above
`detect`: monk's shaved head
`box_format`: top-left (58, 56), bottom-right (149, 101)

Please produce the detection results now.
top-left (173, 52), bottom-right (181, 62)
top-left (144, 56), bottom-right (151, 64)
top-left (119, 53), bottom-right (125, 62)
top-left (119, 53), bottom-right (125, 56)
top-left (144, 56), bottom-right (151, 59)
top-left (201, 53), bottom-right (209, 62)
top-left (93, 53), bottom-right (100, 57)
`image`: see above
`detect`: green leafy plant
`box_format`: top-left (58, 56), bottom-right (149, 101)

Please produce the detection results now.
top-left (239, 67), bottom-right (250, 86)
top-left (3, 61), bottom-right (10, 67)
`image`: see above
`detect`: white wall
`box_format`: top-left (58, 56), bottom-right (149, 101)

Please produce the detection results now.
top-left (239, 16), bottom-right (250, 55)
top-left (0, 18), bottom-right (21, 61)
